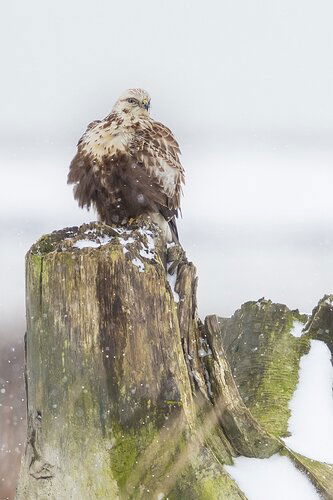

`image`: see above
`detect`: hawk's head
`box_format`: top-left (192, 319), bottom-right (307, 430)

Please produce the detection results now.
top-left (113, 88), bottom-right (151, 118)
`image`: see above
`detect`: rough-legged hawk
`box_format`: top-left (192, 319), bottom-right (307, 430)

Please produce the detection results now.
top-left (68, 88), bottom-right (184, 241)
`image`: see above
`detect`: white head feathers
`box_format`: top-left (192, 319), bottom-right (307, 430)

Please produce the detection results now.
top-left (112, 88), bottom-right (151, 118)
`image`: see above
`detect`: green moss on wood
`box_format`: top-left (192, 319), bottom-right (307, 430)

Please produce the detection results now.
top-left (194, 473), bottom-right (247, 500)
top-left (219, 300), bottom-right (310, 437)
top-left (250, 312), bottom-right (310, 436)
top-left (109, 422), bottom-right (157, 490)
top-left (281, 447), bottom-right (333, 499)
top-left (168, 458), bottom-right (246, 500)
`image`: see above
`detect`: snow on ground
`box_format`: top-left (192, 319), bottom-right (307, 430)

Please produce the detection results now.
top-left (290, 319), bottom-right (305, 337)
top-left (283, 339), bottom-right (333, 463)
top-left (225, 454), bottom-right (319, 500)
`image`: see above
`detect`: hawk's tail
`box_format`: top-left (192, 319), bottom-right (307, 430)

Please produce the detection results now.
top-left (158, 207), bottom-right (180, 243)
top-left (168, 217), bottom-right (179, 244)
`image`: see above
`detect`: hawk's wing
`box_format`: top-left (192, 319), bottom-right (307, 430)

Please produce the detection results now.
top-left (131, 120), bottom-right (185, 212)
top-left (67, 120), bottom-right (102, 210)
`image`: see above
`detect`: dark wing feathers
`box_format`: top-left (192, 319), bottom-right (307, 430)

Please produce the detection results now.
top-left (67, 154), bottom-right (99, 209)
top-left (130, 121), bottom-right (184, 211)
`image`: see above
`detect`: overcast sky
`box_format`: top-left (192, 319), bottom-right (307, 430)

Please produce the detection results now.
top-left (1, 0), bottom-right (333, 339)
top-left (1, 0), bottom-right (333, 144)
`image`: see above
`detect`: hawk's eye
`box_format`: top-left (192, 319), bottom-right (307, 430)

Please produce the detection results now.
top-left (127, 98), bottom-right (136, 104)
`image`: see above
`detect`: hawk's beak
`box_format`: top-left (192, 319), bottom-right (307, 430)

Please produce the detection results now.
top-left (142, 99), bottom-right (150, 110)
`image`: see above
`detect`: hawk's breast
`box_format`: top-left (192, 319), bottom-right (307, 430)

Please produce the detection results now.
top-left (81, 120), bottom-right (132, 162)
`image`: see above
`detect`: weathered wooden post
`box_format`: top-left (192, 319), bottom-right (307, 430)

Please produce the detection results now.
top-left (17, 221), bottom-right (283, 499)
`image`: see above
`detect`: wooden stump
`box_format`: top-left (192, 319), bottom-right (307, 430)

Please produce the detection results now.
top-left (17, 221), bottom-right (281, 499)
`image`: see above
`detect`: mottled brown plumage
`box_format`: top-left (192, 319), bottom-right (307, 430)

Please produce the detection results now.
top-left (68, 89), bottom-right (184, 240)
